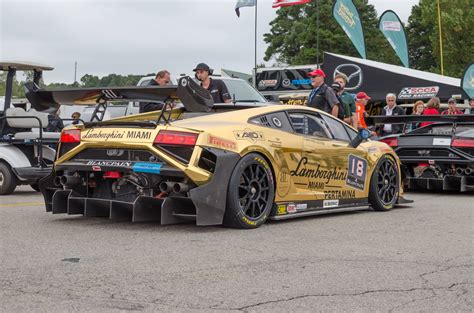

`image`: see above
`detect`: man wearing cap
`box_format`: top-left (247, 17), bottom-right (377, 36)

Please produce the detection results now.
top-left (193, 63), bottom-right (232, 104)
top-left (307, 69), bottom-right (340, 118)
top-left (139, 70), bottom-right (172, 113)
top-left (355, 92), bottom-right (370, 129)
top-left (441, 98), bottom-right (464, 115)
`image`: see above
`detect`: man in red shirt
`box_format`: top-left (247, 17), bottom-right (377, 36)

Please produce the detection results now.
top-left (355, 92), bottom-right (370, 129)
top-left (441, 98), bottom-right (464, 115)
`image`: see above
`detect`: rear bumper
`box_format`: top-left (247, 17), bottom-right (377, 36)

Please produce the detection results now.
top-left (39, 147), bottom-right (240, 226)
top-left (406, 175), bottom-right (474, 192)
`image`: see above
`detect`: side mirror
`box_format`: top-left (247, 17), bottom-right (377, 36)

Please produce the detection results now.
top-left (349, 128), bottom-right (371, 148)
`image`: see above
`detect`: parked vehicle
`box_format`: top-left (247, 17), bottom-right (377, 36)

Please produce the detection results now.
top-left (0, 62), bottom-right (58, 194)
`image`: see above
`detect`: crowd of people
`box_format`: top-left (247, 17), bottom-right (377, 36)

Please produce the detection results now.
top-left (306, 68), bottom-right (474, 137)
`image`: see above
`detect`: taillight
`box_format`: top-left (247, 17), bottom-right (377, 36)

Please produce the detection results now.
top-left (452, 138), bottom-right (474, 147)
top-left (154, 130), bottom-right (198, 146)
top-left (380, 137), bottom-right (398, 147)
top-left (60, 129), bottom-right (81, 143)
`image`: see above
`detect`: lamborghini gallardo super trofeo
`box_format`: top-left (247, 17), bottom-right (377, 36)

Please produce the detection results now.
top-left (28, 76), bottom-right (411, 229)
top-left (369, 115), bottom-right (474, 192)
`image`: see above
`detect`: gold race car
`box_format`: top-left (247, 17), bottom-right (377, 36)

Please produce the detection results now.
top-left (29, 76), bottom-right (411, 229)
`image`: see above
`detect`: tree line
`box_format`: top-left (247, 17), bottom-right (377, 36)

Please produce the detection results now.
top-left (0, 72), bottom-right (154, 99)
top-left (264, 0), bottom-right (473, 77)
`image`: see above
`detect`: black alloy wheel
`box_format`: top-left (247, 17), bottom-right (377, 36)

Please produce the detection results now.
top-left (369, 155), bottom-right (399, 211)
top-left (225, 153), bottom-right (275, 228)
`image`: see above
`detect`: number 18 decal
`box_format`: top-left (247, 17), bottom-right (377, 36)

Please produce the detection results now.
top-left (346, 154), bottom-right (367, 191)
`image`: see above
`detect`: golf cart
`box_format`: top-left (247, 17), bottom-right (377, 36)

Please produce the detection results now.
top-left (0, 62), bottom-right (59, 194)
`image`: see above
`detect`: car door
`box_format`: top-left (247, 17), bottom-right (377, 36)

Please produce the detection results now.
top-left (319, 113), bottom-right (370, 205)
top-left (287, 110), bottom-right (369, 208)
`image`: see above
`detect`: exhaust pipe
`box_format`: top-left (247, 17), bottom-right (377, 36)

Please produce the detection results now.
top-left (455, 167), bottom-right (464, 175)
top-left (173, 183), bottom-right (190, 194)
top-left (59, 172), bottom-right (82, 187)
top-left (465, 168), bottom-right (473, 175)
top-left (54, 176), bottom-right (62, 187)
top-left (159, 182), bottom-right (174, 193)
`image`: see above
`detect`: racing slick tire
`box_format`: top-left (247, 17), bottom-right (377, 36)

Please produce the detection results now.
top-left (0, 162), bottom-right (18, 195)
top-left (369, 154), bottom-right (399, 212)
top-left (224, 153), bottom-right (275, 229)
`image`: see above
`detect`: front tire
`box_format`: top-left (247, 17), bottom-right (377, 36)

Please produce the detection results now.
top-left (224, 153), bottom-right (275, 229)
top-left (369, 155), bottom-right (399, 211)
top-left (0, 162), bottom-right (18, 195)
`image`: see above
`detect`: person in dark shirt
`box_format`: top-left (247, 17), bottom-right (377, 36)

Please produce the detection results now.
top-left (45, 108), bottom-right (64, 132)
top-left (139, 70), bottom-right (172, 113)
top-left (307, 68), bottom-right (340, 118)
top-left (193, 63), bottom-right (232, 103)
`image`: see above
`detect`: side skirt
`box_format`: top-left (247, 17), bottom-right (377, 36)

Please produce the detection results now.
top-left (271, 205), bottom-right (370, 221)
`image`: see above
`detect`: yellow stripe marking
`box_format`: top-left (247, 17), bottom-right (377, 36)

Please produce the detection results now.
top-left (0, 202), bottom-right (44, 207)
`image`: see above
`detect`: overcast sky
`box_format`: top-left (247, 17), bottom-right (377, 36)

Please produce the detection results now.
top-left (1, 0), bottom-right (419, 84)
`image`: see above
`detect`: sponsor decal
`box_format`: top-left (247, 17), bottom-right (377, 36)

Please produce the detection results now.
top-left (432, 138), bottom-right (451, 146)
top-left (296, 203), bottom-right (307, 211)
top-left (242, 216), bottom-right (257, 226)
top-left (337, 2), bottom-right (355, 27)
top-left (272, 117), bottom-right (282, 128)
top-left (132, 162), bottom-right (163, 174)
top-left (277, 204), bottom-right (287, 215)
top-left (290, 157), bottom-right (347, 184)
top-left (92, 166), bottom-right (101, 171)
top-left (277, 166), bottom-right (291, 197)
top-left (324, 190), bottom-right (356, 199)
top-left (323, 199), bottom-right (339, 208)
top-left (234, 129), bottom-right (265, 143)
top-left (82, 129), bottom-right (153, 141)
top-left (208, 135), bottom-right (236, 150)
top-left (334, 64), bottom-right (362, 91)
top-left (346, 154), bottom-right (367, 191)
top-left (283, 98), bottom-right (308, 106)
top-left (428, 160), bottom-right (435, 165)
top-left (292, 79), bottom-right (311, 85)
top-left (282, 79), bottom-right (291, 87)
top-left (86, 160), bottom-right (132, 167)
top-left (398, 86), bottom-right (439, 99)
top-left (308, 181), bottom-right (325, 189)
top-left (286, 203), bottom-right (296, 213)
top-left (258, 79), bottom-right (278, 88)
top-left (382, 21), bottom-right (401, 31)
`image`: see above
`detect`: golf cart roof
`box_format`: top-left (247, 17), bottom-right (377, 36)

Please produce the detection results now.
top-left (0, 61), bottom-right (54, 71)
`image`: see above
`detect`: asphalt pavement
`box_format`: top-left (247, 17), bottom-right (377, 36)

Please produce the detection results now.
top-left (1, 187), bottom-right (472, 312)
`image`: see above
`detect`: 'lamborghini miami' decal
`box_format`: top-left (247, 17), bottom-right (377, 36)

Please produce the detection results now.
top-left (346, 154), bottom-right (367, 191)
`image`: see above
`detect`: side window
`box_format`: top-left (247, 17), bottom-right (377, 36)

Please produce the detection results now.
top-left (288, 112), bottom-right (331, 139)
top-left (344, 124), bottom-right (358, 141)
top-left (321, 114), bottom-right (351, 142)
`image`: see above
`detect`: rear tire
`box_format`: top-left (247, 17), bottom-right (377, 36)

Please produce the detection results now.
top-left (0, 162), bottom-right (18, 195)
top-left (224, 153), bottom-right (275, 229)
top-left (369, 155), bottom-right (399, 211)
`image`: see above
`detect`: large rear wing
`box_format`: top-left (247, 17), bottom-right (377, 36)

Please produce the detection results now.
top-left (26, 76), bottom-right (214, 113)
